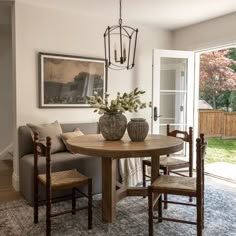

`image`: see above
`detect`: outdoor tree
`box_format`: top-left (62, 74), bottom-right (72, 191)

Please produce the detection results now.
top-left (200, 50), bottom-right (236, 109)
top-left (216, 91), bottom-right (231, 111)
top-left (230, 91), bottom-right (236, 111)
top-left (226, 48), bottom-right (236, 110)
top-left (227, 48), bottom-right (236, 73)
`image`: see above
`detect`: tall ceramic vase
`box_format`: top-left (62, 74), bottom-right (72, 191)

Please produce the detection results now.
top-left (99, 112), bottom-right (127, 141)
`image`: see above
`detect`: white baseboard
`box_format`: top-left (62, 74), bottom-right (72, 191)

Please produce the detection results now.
top-left (12, 172), bottom-right (19, 191)
top-left (0, 143), bottom-right (13, 160)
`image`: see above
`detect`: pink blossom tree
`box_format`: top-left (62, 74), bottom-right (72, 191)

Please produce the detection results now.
top-left (200, 50), bottom-right (236, 108)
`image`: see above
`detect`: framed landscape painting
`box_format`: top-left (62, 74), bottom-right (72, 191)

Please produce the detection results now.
top-left (39, 53), bottom-right (107, 108)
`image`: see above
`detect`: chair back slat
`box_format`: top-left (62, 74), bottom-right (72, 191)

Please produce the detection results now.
top-left (167, 125), bottom-right (193, 164)
top-left (33, 132), bottom-right (52, 196)
top-left (189, 127), bottom-right (193, 172)
top-left (167, 124), bottom-right (192, 143)
top-left (45, 137), bottom-right (52, 203)
top-left (33, 132), bottom-right (48, 157)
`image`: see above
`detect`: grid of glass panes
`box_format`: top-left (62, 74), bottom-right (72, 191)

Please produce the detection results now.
top-left (159, 58), bottom-right (188, 156)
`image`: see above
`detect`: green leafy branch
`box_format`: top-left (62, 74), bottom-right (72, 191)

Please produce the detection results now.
top-left (86, 88), bottom-right (152, 114)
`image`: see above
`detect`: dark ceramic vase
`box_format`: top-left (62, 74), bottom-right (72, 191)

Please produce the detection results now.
top-left (99, 112), bottom-right (127, 141)
top-left (127, 118), bottom-right (149, 141)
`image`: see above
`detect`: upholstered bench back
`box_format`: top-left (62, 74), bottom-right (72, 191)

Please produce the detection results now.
top-left (18, 122), bottom-right (99, 158)
top-left (19, 122), bottom-right (100, 205)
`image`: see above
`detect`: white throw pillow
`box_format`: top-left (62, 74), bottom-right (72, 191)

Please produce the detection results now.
top-left (60, 128), bottom-right (84, 153)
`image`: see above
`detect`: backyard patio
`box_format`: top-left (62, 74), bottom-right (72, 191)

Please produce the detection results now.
top-left (205, 137), bottom-right (236, 182)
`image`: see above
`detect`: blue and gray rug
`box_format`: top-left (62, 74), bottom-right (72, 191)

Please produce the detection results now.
top-left (0, 177), bottom-right (236, 236)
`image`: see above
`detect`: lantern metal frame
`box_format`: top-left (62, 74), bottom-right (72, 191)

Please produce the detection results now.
top-left (104, 0), bottom-right (138, 70)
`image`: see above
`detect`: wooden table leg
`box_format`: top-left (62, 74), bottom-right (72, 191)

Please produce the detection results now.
top-left (151, 154), bottom-right (160, 182)
top-left (102, 158), bottom-right (116, 223)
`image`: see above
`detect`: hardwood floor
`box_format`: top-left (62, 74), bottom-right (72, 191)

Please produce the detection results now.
top-left (0, 160), bottom-right (22, 203)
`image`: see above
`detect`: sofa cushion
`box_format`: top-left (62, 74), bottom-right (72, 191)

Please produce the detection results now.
top-left (21, 152), bottom-right (93, 173)
top-left (27, 121), bottom-right (66, 153)
top-left (19, 122), bottom-right (99, 158)
top-left (19, 122), bottom-right (101, 205)
top-left (61, 129), bottom-right (84, 153)
top-left (61, 123), bottom-right (99, 134)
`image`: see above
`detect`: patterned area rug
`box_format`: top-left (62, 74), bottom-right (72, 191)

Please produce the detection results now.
top-left (1, 178), bottom-right (236, 236)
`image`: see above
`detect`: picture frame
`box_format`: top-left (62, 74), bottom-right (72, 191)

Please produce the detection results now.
top-left (39, 52), bottom-right (107, 108)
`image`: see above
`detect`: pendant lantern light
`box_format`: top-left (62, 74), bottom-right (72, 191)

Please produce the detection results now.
top-left (104, 0), bottom-right (138, 70)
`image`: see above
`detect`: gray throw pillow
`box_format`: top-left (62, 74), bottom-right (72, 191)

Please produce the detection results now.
top-left (27, 121), bottom-right (66, 154)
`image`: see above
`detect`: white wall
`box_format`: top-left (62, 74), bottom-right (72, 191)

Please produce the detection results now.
top-left (13, 2), bottom-right (172, 190)
top-left (133, 26), bottom-right (172, 124)
top-left (172, 12), bottom-right (236, 50)
top-left (0, 20), bottom-right (13, 155)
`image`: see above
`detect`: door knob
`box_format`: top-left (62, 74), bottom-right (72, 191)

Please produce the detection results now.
top-left (154, 107), bottom-right (162, 121)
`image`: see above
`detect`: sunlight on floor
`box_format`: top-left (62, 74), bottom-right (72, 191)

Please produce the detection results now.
top-left (205, 162), bottom-right (236, 182)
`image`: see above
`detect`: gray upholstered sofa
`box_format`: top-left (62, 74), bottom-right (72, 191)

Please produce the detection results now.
top-left (19, 122), bottom-right (102, 206)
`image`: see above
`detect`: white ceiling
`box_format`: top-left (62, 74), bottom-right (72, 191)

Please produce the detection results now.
top-left (15, 0), bottom-right (236, 29)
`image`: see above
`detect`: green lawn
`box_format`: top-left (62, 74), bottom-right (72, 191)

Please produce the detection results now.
top-left (206, 138), bottom-right (236, 164)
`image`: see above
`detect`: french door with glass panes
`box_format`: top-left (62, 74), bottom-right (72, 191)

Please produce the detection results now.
top-left (152, 49), bottom-right (194, 138)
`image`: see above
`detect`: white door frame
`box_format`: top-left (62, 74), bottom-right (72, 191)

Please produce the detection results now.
top-left (152, 49), bottom-right (194, 134)
top-left (193, 43), bottom-right (236, 144)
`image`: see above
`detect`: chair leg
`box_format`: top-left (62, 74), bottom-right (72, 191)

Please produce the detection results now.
top-left (142, 161), bottom-right (146, 198)
top-left (202, 172), bottom-right (205, 229)
top-left (46, 195), bottom-right (51, 236)
top-left (189, 166), bottom-right (193, 202)
top-left (158, 194), bottom-right (162, 222)
top-left (88, 179), bottom-right (93, 230)
top-left (34, 177), bottom-right (38, 223)
top-left (148, 186), bottom-right (153, 236)
top-left (163, 167), bottom-right (168, 209)
top-left (142, 161), bottom-right (146, 188)
top-left (202, 194), bottom-right (205, 229)
top-left (34, 195), bottom-right (38, 224)
top-left (197, 196), bottom-right (203, 236)
top-left (72, 188), bottom-right (76, 215)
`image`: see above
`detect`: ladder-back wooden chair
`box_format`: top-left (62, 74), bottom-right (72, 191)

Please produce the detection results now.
top-left (143, 125), bottom-right (193, 208)
top-left (33, 133), bottom-right (93, 236)
top-left (148, 134), bottom-right (207, 236)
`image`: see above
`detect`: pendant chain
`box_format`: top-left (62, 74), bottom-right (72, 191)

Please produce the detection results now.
top-left (119, 0), bottom-right (122, 24)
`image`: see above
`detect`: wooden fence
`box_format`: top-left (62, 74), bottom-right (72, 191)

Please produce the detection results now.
top-left (199, 110), bottom-right (236, 139)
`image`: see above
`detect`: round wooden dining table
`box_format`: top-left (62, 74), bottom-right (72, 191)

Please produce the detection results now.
top-left (67, 134), bottom-right (183, 223)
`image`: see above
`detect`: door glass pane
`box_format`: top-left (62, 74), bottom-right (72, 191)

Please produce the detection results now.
top-left (159, 118), bottom-right (175, 124)
top-left (160, 57), bottom-right (188, 91)
top-left (160, 92), bottom-right (187, 124)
